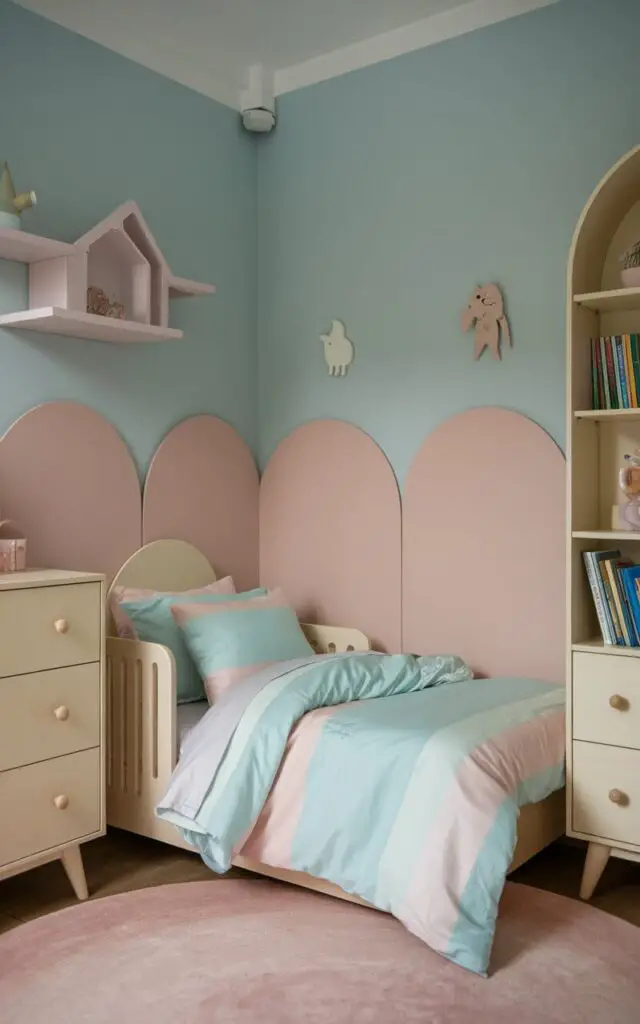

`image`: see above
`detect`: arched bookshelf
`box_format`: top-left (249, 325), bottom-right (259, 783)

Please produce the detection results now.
top-left (567, 145), bottom-right (640, 899)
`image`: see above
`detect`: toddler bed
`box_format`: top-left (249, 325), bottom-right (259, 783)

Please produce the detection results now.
top-left (106, 540), bottom-right (565, 974)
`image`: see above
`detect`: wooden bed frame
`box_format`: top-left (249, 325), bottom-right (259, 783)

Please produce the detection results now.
top-left (105, 540), bottom-right (565, 905)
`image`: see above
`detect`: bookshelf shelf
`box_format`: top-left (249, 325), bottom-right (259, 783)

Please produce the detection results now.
top-left (572, 530), bottom-right (640, 541)
top-left (574, 408), bottom-right (640, 420)
top-left (571, 639), bottom-right (640, 657)
top-left (574, 287), bottom-right (640, 312)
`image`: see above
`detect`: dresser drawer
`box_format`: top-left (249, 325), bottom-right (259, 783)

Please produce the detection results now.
top-left (0, 747), bottom-right (101, 867)
top-left (573, 652), bottom-right (640, 749)
top-left (572, 741), bottom-right (640, 847)
top-left (0, 664), bottom-right (100, 772)
top-left (0, 583), bottom-right (101, 678)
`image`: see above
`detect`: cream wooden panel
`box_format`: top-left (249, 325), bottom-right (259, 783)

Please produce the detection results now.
top-left (573, 741), bottom-right (640, 846)
top-left (107, 541), bottom-right (217, 634)
top-left (0, 663), bottom-right (100, 772)
top-left (0, 747), bottom-right (101, 865)
top-left (0, 582), bottom-right (101, 677)
top-left (109, 540), bottom-right (216, 597)
top-left (573, 652), bottom-right (640, 749)
top-left (300, 623), bottom-right (370, 654)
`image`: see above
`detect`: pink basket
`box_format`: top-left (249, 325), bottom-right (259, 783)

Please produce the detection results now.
top-left (0, 520), bottom-right (26, 572)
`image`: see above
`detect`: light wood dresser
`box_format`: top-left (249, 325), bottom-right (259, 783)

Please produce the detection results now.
top-left (0, 569), bottom-right (105, 899)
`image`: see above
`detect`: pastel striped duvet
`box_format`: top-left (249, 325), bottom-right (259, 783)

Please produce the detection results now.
top-left (157, 653), bottom-right (565, 976)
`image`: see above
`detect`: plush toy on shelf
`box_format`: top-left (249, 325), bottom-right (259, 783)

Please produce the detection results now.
top-left (619, 449), bottom-right (640, 531)
top-left (0, 162), bottom-right (37, 230)
top-left (619, 240), bottom-right (640, 288)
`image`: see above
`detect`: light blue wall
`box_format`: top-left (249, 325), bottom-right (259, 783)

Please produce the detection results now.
top-left (0, 0), bottom-right (257, 474)
top-left (5, 0), bottom-right (640, 486)
top-left (257, 0), bottom-right (640, 484)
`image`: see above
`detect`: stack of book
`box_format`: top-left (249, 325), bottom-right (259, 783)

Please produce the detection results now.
top-left (591, 334), bottom-right (640, 409)
top-left (583, 550), bottom-right (640, 645)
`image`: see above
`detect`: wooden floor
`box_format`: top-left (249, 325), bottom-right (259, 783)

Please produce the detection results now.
top-left (1, 831), bottom-right (639, 935)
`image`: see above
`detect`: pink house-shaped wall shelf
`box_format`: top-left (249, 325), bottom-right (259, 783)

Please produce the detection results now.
top-left (0, 202), bottom-right (215, 342)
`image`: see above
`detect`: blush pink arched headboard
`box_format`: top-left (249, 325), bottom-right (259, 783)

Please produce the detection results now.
top-left (260, 420), bottom-right (401, 652)
top-left (403, 408), bottom-right (565, 682)
top-left (143, 415), bottom-right (259, 591)
top-left (0, 401), bottom-right (141, 580)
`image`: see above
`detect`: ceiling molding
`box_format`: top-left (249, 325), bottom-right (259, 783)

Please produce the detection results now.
top-left (15, 0), bottom-right (560, 110)
top-left (274, 0), bottom-right (559, 97)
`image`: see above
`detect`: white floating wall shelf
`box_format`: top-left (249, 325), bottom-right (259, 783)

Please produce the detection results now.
top-left (0, 201), bottom-right (215, 343)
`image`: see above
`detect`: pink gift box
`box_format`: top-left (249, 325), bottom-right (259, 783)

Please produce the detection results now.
top-left (0, 520), bottom-right (26, 572)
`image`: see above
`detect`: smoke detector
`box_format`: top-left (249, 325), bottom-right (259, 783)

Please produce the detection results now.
top-left (241, 106), bottom-right (276, 133)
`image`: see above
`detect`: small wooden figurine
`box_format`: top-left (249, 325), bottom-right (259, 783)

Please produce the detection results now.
top-left (461, 283), bottom-right (511, 360)
top-left (619, 449), bottom-right (640, 531)
top-left (320, 319), bottom-right (354, 376)
top-left (619, 240), bottom-right (640, 288)
top-left (0, 162), bottom-right (36, 230)
top-left (87, 285), bottom-right (125, 320)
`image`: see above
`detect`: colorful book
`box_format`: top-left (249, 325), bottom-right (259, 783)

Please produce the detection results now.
top-left (605, 558), bottom-right (636, 645)
top-left (615, 336), bottom-right (630, 408)
top-left (595, 340), bottom-right (605, 408)
top-left (624, 334), bottom-right (637, 407)
top-left (591, 338), bottom-right (599, 408)
top-left (587, 335), bottom-right (640, 410)
top-left (601, 557), bottom-right (624, 643)
top-left (605, 337), bottom-right (618, 408)
top-left (583, 550), bottom-right (621, 644)
top-left (620, 566), bottom-right (640, 642)
top-left (600, 337), bottom-right (612, 409)
top-left (613, 336), bottom-right (625, 408)
top-left (631, 334), bottom-right (640, 405)
top-left (617, 559), bottom-right (640, 645)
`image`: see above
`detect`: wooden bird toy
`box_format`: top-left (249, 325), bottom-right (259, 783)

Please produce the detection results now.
top-left (0, 162), bottom-right (37, 229)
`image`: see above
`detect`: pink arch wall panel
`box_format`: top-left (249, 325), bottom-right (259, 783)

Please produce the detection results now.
top-left (0, 402), bottom-right (141, 579)
top-left (143, 415), bottom-right (259, 590)
top-left (260, 421), bottom-right (401, 652)
top-left (403, 408), bottom-right (565, 683)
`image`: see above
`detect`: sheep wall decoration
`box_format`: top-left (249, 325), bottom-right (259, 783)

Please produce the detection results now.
top-left (320, 319), bottom-right (354, 376)
top-left (461, 283), bottom-right (511, 360)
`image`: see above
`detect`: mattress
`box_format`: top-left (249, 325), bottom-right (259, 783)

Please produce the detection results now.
top-left (176, 700), bottom-right (209, 755)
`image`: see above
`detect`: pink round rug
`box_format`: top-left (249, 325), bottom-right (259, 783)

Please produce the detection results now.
top-left (1, 879), bottom-right (638, 1023)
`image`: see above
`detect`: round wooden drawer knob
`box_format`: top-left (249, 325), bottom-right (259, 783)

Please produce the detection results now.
top-left (53, 618), bottom-right (69, 634)
top-left (53, 705), bottom-right (69, 721)
top-left (53, 794), bottom-right (69, 810)
top-left (609, 694), bottom-right (629, 711)
top-left (608, 789), bottom-right (628, 806)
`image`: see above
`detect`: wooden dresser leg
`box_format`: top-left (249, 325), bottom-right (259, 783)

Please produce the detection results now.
top-left (61, 845), bottom-right (89, 901)
top-left (579, 842), bottom-right (611, 900)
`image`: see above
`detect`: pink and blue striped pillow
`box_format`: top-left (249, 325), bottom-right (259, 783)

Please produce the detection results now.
top-left (171, 588), bottom-right (314, 703)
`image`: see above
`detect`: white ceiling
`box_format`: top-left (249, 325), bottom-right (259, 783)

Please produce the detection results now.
top-left (15, 0), bottom-right (558, 109)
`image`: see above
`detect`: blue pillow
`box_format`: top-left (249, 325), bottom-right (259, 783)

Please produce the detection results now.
top-left (121, 588), bottom-right (267, 704)
top-left (171, 588), bottom-right (314, 703)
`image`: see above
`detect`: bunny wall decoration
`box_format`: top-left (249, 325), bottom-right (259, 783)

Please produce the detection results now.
top-left (461, 283), bottom-right (511, 360)
top-left (320, 319), bottom-right (354, 376)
